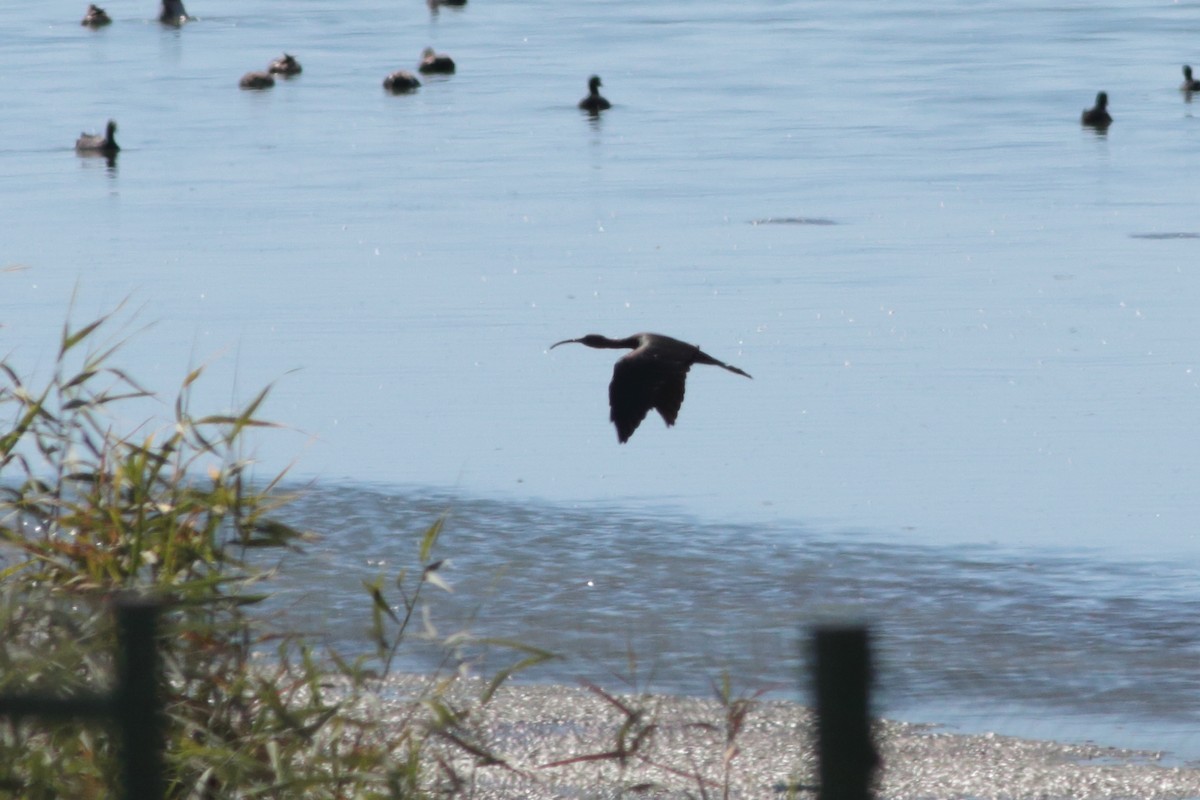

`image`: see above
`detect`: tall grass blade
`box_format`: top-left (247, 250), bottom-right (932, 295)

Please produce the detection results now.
top-left (419, 514), bottom-right (446, 563)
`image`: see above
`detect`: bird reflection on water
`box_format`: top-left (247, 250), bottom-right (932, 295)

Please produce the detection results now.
top-left (550, 333), bottom-right (751, 443)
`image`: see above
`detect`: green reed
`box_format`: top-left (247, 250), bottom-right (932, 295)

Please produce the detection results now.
top-left (0, 307), bottom-right (550, 798)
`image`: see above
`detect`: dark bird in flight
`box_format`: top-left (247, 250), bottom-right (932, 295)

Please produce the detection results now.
top-left (550, 332), bottom-right (751, 443)
top-left (1081, 91), bottom-right (1111, 128)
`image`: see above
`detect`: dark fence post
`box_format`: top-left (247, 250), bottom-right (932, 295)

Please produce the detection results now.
top-left (113, 597), bottom-right (165, 800)
top-left (813, 625), bottom-right (878, 800)
top-left (0, 597), bottom-right (165, 799)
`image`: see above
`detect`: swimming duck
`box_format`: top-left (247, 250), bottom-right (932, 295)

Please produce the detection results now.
top-left (239, 71), bottom-right (275, 89)
top-left (268, 53), bottom-right (302, 76)
top-left (1081, 91), bottom-right (1111, 128)
top-left (418, 47), bottom-right (456, 75)
top-left (81, 4), bottom-right (112, 27)
top-left (159, 0), bottom-right (188, 25)
top-left (578, 75), bottom-right (611, 114)
top-left (75, 120), bottom-right (119, 155)
top-left (383, 70), bottom-right (421, 93)
top-left (1182, 65), bottom-right (1200, 92)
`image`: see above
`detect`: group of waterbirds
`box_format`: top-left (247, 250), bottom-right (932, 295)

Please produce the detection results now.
top-left (75, 1), bottom-right (614, 161)
top-left (382, 47), bottom-right (458, 93)
top-left (81, 0), bottom-right (184, 26)
top-left (1080, 64), bottom-right (1200, 130)
top-left (238, 53), bottom-right (302, 90)
top-left (83, 1), bottom-right (182, 27)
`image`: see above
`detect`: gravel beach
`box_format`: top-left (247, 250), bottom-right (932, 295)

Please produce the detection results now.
top-left (353, 677), bottom-right (1200, 799)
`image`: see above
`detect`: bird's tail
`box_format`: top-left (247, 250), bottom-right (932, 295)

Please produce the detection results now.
top-left (695, 350), bottom-right (752, 379)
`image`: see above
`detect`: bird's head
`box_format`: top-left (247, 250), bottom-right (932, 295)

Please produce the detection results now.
top-left (551, 334), bottom-right (604, 349)
top-left (1095, 91), bottom-right (1108, 108)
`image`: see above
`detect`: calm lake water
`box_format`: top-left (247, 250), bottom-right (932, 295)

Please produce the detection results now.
top-left (4, 0), bottom-right (1200, 759)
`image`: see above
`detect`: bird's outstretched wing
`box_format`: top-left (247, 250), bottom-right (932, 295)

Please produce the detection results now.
top-left (609, 358), bottom-right (655, 443)
top-left (609, 357), bottom-right (690, 443)
top-left (652, 366), bottom-right (689, 428)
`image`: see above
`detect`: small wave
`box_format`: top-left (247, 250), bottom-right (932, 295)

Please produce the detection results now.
top-left (750, 217), bottom-right (838, 226)
top-left (1129, 232), bottom-right (1200, 240)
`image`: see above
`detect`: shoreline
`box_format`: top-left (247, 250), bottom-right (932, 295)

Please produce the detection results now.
top-left (345, 676), bottom-right (1200, 799)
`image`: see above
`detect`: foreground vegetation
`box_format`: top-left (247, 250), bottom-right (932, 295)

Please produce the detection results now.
top-left (0, 310), bottom-right (562, 798)
top-left (0, 309), bottom-right (779, 799)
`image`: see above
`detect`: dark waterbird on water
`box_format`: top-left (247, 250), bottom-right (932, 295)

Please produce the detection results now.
top-left (1182, 65), bottom-right (1200, 92)
top-left (1081, 91), bottom-right (1111, 128)
top-left (239, 71), bottom-right (275, 90)
top-left (75, 119), bottom-right (119, 156)
top-left (269, 53), bottom-right (302, 76)
top-left (550, 333), bottom-right (752, 443)
top-left (160, 0), bottom-right (188, 25)
top-left (383, 70), bottom-right (421, 93)
top-left (81, 4), bottom-right (111, 27)
top-left (578, 75), bottom-right (611, 114)
top-left (418, 47), bottom-right (456, 75)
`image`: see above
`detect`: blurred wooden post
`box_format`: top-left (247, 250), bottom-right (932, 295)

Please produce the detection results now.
top-left (813, 625), bottom-right (878, 800)
top-left (0, 597), bottom-right (164, 799)
top-left (113, 597), bottom-right (165, 800)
